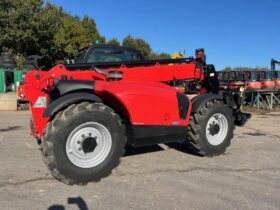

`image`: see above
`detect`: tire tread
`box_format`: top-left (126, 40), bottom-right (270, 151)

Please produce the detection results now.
top-left (186, 100), bottom-right (234, 157)
top-left (41, 102), bottom-right (127, 185)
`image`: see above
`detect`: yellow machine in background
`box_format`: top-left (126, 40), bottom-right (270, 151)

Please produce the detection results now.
top-left (170, 52), bottom-right (185, 93)
top-left (171, 52), bottom-right (184, 59)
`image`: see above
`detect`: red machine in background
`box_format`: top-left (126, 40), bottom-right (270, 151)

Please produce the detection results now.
top-left (217, 68), bottom-right (279, 91)
top-left (244, 71), bottom-right (262, 90)
top-left (256, 59), bottom-right (280, 90)
top-left (259, 71), bottom-right (275, 90)
top-left (217, 71), bottom-right (245, 90)
top-left (273, 71), bottom-right (280, 89)
top-left (229, 71), bottom-right (245, 89)
top-left (217, 71), bottom-right (226, 89)
top-left (216, 59), bottom-right (280, 112)
top-left (271, 59), bottom-right (280, 89)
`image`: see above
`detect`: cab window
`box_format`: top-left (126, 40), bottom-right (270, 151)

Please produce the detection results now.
top-left (85, 48), bottom-right (142, 63)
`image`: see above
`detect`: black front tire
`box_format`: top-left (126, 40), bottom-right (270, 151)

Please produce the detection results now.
top-left (41, 102), bottom-right (126, 185)
top-left (186, 100), bottom-right (234, 156)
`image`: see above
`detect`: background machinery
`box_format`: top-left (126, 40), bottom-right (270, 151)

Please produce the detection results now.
top-left (271, 59), bottom-right (280, 90)
top-left (217, 59), bottom-right (280, 110)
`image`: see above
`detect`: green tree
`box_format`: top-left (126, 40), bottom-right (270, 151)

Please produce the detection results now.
top-left (0, 0), bottom-right (44, 54)
top-left (122, 35), bottom-right (169, 59)
top-left (0, 0), bottom-right (171, 68)
top-left (223, 67), bottom-right (232, 71)
top-left (0, 0), bottom-right (65, 68)
top-left (148, 52), bottom-right (170, 59)
top-left (37, 3), bottom-right (64, 67)
top-left (81, 16), bottom-right (105, 44)
top-left (122, 35), bottom-right (152, 58)
top-left (122, 35), bottom-right (134, 48)
top-left (54, 15), bottom-right (89, 62)
top-left (107, 38), bottom-right (120, 46)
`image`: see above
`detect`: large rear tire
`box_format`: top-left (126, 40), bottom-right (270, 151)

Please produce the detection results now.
top-left (186, 100), bottom-right (234, 156)
top-left (41, 102), bottom-right (126, 185)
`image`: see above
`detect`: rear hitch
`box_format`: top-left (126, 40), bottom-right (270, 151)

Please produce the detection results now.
top-left (234, 111), bottom-right (251, 126)
top-left (221, 86), bottom-right (251, 126)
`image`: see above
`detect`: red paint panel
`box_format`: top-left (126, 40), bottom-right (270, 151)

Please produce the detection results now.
top-left (261, 81), bottom-right (276, 89)
top-left (21, 62), bottom-right (198, 137)
top-left (96, 81), bottom-right (191, 126)
top-left (246, 82), bottom-right (262, 90)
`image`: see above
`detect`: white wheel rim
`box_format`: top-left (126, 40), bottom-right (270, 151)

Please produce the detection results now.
top-left (66, 122), bottom-right (112, 168)
top-left (206, 113), bottom-right (228, 146)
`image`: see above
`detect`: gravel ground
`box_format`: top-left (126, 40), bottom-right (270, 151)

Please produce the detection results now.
top-left (0, 111), bottom-right (279, 210)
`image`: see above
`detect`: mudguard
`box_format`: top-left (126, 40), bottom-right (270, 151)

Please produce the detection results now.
top-left (43, 92), bottom-right (102, 117)
top-left (191, 93), bottom-right (223, 113)
top-left (52, 80), bottom-right (94, 96)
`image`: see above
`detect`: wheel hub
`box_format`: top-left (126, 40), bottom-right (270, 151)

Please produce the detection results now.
top-left (208, 122), bottom-right (220, 136)
top-left (206, 113), bottom-right (228, 146)
top-left (82, 137), bottom-right (97, 153)
top-left (66, 122), bottom-right (112, 168)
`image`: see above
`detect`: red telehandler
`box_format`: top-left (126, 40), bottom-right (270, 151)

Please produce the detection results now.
top-left (18, 47), bottom-right (250, 185)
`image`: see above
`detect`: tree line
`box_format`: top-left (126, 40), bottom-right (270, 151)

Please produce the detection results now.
top-left (0, 0), bottom-right (170, 69)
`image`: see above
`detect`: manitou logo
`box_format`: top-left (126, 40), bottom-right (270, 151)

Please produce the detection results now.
top-left (33, 96), bottom-right (47, 108)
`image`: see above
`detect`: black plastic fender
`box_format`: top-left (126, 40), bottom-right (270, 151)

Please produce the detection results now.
top-left (43, 92), bottom-right (102, 117)
top-left (191, 93), bottom-right (223, 113)
top-left (54, 80), bottom-right (94, 96)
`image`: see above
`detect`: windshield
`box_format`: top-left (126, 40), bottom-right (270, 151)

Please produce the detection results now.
top-left (85, 48), bottom-right (142, 63)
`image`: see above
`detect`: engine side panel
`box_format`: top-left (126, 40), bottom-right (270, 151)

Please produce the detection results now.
top-left (96, 81), bottom-right (192, 126)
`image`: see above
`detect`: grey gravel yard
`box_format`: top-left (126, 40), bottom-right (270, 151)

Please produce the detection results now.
top-left (0, 111), bottom-right (279, 210)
